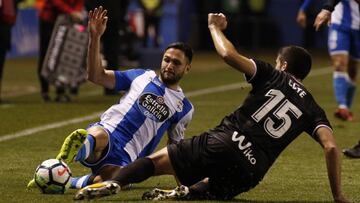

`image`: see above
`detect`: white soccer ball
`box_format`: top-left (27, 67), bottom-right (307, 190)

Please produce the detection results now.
top-left (34, 159), bottom-right (72, 194)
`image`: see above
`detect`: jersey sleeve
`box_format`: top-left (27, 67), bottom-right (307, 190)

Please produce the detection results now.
top-left (167, 101), bottom-right (194, 143)
top-left (114, 69), bottom-right (147, 91)
top-left (245, 59), bottom-right (277, 88)
top-left (304, 101), bottom-right (333, 139)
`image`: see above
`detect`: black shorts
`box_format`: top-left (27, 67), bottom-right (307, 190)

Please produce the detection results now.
top-left (167, 132), bottom-right (260, 200)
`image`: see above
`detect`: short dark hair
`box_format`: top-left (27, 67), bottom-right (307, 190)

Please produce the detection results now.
top-left (278, 46), bottom-right (312, 80)
top-left (165, 42), bottom-right (194, 63)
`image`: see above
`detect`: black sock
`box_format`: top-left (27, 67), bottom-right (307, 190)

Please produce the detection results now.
top-left (183, 179), bottom-right (216, 200)
top-left (111, 157), bottom-right (155, 187)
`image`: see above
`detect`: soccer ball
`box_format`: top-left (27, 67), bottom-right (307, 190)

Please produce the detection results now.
top-left (34, 159), bottom-right (72, 194)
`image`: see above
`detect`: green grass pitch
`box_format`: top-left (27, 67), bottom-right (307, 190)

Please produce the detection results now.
top-left (0, 50), bottom-right (359, 202)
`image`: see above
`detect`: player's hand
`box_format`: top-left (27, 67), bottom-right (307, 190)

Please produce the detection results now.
top-left (296, 10), bottom-right (307, 28)
top-left (88, 6), bottom-right (108, 38)
top-left (314, 9), bottom-right (332, 31)
top-left (208, 13), bottom-right (227, 30)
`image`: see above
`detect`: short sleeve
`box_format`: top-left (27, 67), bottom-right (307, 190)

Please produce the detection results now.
top-left (167, 101), bottom-right (194, 143)
top-left (304, 101), bottom-right (333, 138)
top-left (245, 59), bottom-right (278, 87)
top-left (114, 69), bottom-right (147, 91)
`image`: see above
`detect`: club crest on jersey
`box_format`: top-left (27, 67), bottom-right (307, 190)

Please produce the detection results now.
top-left (138, 93), bottom-right (170, 122)
top-left (175, 100), bottom-right (183, 112)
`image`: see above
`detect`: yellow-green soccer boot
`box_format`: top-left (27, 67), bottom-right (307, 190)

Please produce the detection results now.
top-left (56, 129), bottom-right (87, 164)
top-left (27, 179), bottom-right (36, 189)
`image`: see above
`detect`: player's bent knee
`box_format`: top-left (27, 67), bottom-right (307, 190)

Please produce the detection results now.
top-left (332, 56), bottom-right (348, 72)
top-left (148, 147), bottom-right (174, 175)
top-left (87, 126), bottom-right (109, 150)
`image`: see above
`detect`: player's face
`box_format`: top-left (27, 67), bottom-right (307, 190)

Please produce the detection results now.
top-left (160, 48), bottom-right (190, 86)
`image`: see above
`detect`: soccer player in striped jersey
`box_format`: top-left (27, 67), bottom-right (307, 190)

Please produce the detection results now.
top-left (314, 0), bottom-right (360, 121)
top-left (28, 6), bottom-right (194, 189)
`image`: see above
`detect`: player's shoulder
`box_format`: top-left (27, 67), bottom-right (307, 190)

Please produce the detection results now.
top-left (129, 68), bottom-right (155, 75)
top-left (119, 68), bottom-right (157, 81)
top-left (182, 97), bottom-right (194, 109)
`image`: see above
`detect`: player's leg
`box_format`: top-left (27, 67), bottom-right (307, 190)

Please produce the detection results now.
top-left (27, 128), bottom-right (89, 189)
top-left (27, 127), bottom-right (108, 188)
top-left (38, 20), bottom-right (53, 101)
top-left (346, 58), bottom-right (358, 111)
top-left (344, 29), bottom-right (360, 119)
top-left (73, 147), bottom-right (175, 200)
top-left (69, 174), bottom-right (94, 189)
top-left (342, 31), bottom-right (360, 157)
top-left (328, 25), bottom-right (353, 121)
top-left (143, 133), bottom-right (262, 201)
top-left (70, 166), bottom-right (127, 189)
top-left (332, 54), bottom-right (351, 119)
top-left (56, 126), bottom-right (108, 163)
top-left (73, 132), bottom-right (216, 200)
top-left (27, 128), bottom-right (89, 188)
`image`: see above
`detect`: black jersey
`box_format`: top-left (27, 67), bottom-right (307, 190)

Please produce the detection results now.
top-left (212, 59), bottom-right (332, 178)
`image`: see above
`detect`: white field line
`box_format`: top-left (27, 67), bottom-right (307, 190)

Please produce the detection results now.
top-left (0, 66), bottom-right (332, 143)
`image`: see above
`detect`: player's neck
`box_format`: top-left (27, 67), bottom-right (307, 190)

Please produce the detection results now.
top-left (165, 83), bottom-right (180, 91)
top-left (159, 77), bottom-right (180, 91)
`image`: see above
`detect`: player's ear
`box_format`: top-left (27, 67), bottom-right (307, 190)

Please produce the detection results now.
top-left (185, 64), bottom-right (191, 74)
top-left (281, 61), bottom-right (288, 71)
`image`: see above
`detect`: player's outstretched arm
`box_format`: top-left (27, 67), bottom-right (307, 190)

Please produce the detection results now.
top-left (208, 13), bottom-right (255, 77)
top-left (316, 127), bottom-right (352, 203)
top-left (87, 6), bottom-right (116, 89)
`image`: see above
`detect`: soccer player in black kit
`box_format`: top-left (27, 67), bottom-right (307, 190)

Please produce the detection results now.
top-left (73, 13), bottom-right (351, 203)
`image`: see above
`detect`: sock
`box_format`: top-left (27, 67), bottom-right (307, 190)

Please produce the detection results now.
top-left (70, 174), bottom-right (93, 189)
top-left (112, 157), bottom-right (154, 187)
top-left (346, 82), bottom-right (356, 108)
top-left (75, 134), bottom-right (95, 162)
top-left (333, 71), bottom-right (349, 108)
top-left (186, 179), bottom-right (212, 200)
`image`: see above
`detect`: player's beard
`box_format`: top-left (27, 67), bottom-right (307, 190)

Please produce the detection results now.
top-left (160, 70), bottom-right (183, 86)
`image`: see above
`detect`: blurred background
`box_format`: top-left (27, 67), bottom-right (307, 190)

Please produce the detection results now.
top-left (8, 0), bottom-right (327, 60)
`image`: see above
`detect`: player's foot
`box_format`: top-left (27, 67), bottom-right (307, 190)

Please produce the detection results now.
top-left (56, 129), bottom-right (87, 164)
top-left (142, 185), bottom-right (189, 200)
top-left (27, 179), bottom-right (36, 189)
top-left (334, 108), bottom-right (354, 121)
top-left (73, 181), bottom-right (121, 200)
top-left (343, 141), bottom-right (360, 158)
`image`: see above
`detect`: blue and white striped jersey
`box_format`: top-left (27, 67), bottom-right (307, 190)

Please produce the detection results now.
top-left (99, 69), bottom-right (194, 162)
top-left (332, 0), bottom-right (359, 30)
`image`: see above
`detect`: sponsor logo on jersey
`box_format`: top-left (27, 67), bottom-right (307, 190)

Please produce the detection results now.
top-left (138, 93), bottom-right (170, 122)
top-left (231, 131), bottom-right (257, 165)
